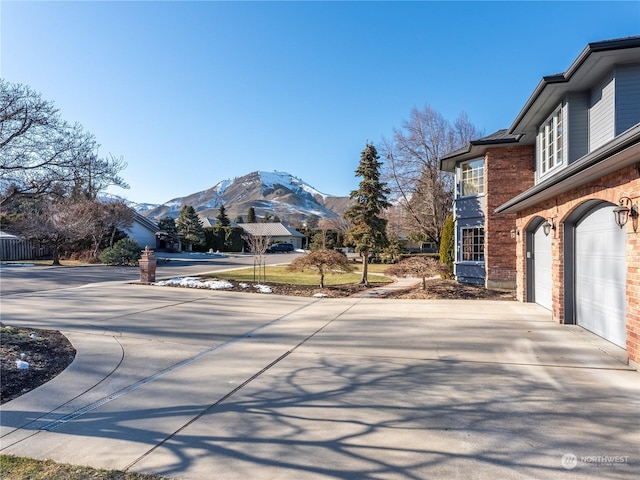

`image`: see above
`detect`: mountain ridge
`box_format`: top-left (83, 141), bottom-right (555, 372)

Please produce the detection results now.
top-left (136, 171), bottom-right (352, 224)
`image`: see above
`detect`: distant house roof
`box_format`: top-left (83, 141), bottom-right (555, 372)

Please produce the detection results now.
top-left (439, 129), bottom-right (521, 171)
top-left (0, 230), bottom-right (19, 239)
top-left (133, 211), bottom-right (159, 233)
top-left (198, 216), bottom-right (238, 228)
top-left (238, 223), bottom-right (305, 238)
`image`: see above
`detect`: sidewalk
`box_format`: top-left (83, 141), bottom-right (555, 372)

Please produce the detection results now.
top-left (352, 275), bottom-right (421, 297)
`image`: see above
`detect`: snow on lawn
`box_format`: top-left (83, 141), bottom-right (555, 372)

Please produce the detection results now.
top-left (153, 277), bottom-right (273, 294)
top-left (153, 277), bottom-right (233, 290)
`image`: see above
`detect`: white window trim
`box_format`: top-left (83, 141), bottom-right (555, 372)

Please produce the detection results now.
top-left (460, 226), bottom-right (485, 263)
top-left (459, 158), bottom-right (485, 197)
top-left (537, 104), bottom-right (564, 178)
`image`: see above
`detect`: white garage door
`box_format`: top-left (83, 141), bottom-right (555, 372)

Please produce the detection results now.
top-left (533, 222), bottom-right (553, 310)
top-left (575, 204), bottom-right (627, 348)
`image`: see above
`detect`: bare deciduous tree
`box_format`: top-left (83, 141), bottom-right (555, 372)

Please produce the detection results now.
top-left (0, 80), bottom-right (128, 206)
top-left (242, 232), bottom-right (271, 282)
top-left (16, 199), bottom-right (89, 265)
top-left (381, 105), bottom-right (482, 247)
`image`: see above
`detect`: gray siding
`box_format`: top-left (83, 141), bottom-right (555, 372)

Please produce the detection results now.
top-left (589, 71), bottom-right (615, 151)
top-left (615, 64), bottom-right (640, 134)
top-left (453, 195), bottom-right (485, 285)
top-left (566, 92), bottom-right (589, 163)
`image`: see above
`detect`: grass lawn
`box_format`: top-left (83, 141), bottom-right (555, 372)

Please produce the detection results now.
top-left (0, 455), bottom-right (163, 480)
top-left (212, 265), bottom-right (393, 286)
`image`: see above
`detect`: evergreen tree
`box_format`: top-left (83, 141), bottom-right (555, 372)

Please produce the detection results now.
top-left (176, 205), bottom-right (205, 251)
top-left (157, 216), bottom-right (179, 249)
top-left (216, 204), bottom-right (231, 227)
top-left (439, 214), bottom-right (455, 278)
top-left (344, 143), bottom-right (391, 285)
top-left (247, 207), bottom-right (257, 223)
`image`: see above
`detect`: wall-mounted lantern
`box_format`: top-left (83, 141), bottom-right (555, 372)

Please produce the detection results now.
top-left (613, 197), bottom-right (638, 230)
top-left (510, 228), bottom-right (519, 239)
top-left (542, 218), bottom-right (556, 236)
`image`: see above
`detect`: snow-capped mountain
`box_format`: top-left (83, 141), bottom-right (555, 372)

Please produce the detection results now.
top-left (140, 171), bottom-right (351, 224)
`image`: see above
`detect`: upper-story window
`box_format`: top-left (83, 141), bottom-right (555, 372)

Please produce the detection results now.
top-left (538, 106), bottom-right (564, 176)
top-left (460, 158), bottom-right (484, 196)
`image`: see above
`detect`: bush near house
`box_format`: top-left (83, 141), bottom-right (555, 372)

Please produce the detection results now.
top-left (439, 215), bottom-right (455, 279)
top-left (100, 238), bottom-right (142, 266)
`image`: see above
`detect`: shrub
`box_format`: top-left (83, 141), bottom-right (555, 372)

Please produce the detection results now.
top-left (100, 238), bottom-right (142, 266)
top-left (439, 214), bottom-right (455, 278)
top-left (287, 249), bottom-right (355, 287)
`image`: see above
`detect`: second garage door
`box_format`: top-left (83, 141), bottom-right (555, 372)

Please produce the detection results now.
top-left (575, 204), bottom-right (627, 348)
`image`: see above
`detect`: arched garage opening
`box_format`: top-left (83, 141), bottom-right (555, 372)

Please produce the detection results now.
top-left (564, 200), bottom-right (627, 348)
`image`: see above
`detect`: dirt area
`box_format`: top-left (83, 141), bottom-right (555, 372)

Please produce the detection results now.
top-left (0, 278), bottom-right (513, 405)
top-left (1, 324), bottom-right (76, 404)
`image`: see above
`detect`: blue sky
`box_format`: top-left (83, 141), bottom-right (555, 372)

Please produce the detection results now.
top-left (2, 1), bottom-right (638, 204)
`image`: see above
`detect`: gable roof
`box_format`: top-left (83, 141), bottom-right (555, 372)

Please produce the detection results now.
top-left (133, 211), bottom-right (160, 233)
top-left (509, 35), bottom-right (640, 143)
top-left (238, 222), bottom-right (305, 238)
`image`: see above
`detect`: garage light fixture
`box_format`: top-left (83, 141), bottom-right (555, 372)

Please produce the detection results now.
top-left (542, 218), bottom-right (556, 236)
top-left (613, 197), bottom-right (638, 230)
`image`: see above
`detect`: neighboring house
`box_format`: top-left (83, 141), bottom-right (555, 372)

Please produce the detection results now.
top-left (238, 223), bottom-right (306, 250)
top-left (126, 212), bottom-right (160, 250)
top-left (441, 36), bottom-right (640, 370)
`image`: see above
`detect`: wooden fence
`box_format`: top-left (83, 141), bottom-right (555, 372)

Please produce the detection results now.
top-left (0, 238), bottom-right (51, 261)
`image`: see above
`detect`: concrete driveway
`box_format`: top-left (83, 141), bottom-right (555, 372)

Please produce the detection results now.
top-left (1, 281), bottom-right (638, 479)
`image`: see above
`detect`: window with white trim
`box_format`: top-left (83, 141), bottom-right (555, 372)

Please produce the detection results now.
top-left (460, 158), bottom-right (484, 196)
top-left (461, 227), bottom-right (485, 262)
top-left (538, 106), bottom-right (564, 176)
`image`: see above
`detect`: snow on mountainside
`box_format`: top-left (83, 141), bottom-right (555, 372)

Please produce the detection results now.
top-left (98, 192), bottom-right (160, 213)
top-left (139, 171), bottom-right (351, 224)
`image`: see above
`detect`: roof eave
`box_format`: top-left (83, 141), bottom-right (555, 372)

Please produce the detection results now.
top-left (439, 136), bottom-right (521, 171)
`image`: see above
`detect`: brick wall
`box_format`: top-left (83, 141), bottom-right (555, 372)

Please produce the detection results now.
top-left (484, 146), bottom-right (534, 289)
top-left (515, 163), bottom-right (640, 368)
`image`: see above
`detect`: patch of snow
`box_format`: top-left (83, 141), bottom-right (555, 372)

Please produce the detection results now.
top-left (258, 171), bottom-right (328, 199)
top-left (153, 277), bottom-right (233, 290)
top-left (239, 283), bottom-right (250, 289)
top-left (253, 284), bottom-right (272, 294)
top-left (313, 293), bottom-right (328, 298)
top-left (16, 360), bottom-right (30, 370)
top-left (2, 263), bottom-right (35, 267)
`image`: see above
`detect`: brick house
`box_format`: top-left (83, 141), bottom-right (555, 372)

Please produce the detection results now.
top-left (441, 36), bottom-right (640, 369)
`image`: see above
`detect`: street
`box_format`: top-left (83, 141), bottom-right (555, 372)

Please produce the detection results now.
top-left (0, 252), bottom-right (303, 296)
